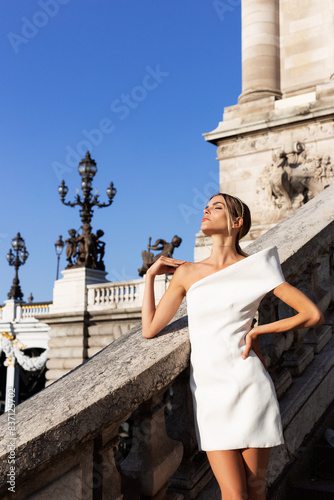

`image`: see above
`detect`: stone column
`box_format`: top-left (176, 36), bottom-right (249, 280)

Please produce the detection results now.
top-left (43, 267), bottom-right (109, 386)
top-left (120, 391), bottom-right (184, 498)
top-left (4, 360), bottom-right (19, 411)
top-left (238, 0), bottom-right (281, 103)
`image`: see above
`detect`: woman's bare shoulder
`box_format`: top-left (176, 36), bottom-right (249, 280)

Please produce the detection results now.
top-left (172, 261), bottom-right (197, 278)
top-left (171, 261), bottom-right (206, 290)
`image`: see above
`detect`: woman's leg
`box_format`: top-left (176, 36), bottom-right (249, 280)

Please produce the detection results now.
top-left (206, 450), bottom-right (248, 499)
top-left (241, 447), bottom-right (271, 500)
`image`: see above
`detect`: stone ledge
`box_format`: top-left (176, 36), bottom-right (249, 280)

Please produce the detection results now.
top-left (35, 311), bottom-right (86, 323)
top-left (88, 308), bottom-right (142, 319)
top-left (204, 102), bottom-right (334, 144)
top-left (0, 313), bottom-right (190, 487)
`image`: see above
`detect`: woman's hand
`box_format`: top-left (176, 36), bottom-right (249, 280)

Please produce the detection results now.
top-left (142, 257), bottom-right (188, 338)
top-left (242, 328), bottom-right (268, 371)
top-left (146, 256), bottom-right (187, 277)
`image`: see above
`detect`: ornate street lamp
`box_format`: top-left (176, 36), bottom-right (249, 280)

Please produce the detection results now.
top-left (7, 232), bottom-right (29, 300)
top-left (54, 235), bottom-right (65, 280)
top-left (58, 151), bottom-right (116, 270)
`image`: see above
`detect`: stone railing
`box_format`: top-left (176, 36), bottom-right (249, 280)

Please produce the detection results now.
top-left (89, 282), bottom-right (139, 306)
top-left (0, 184), bottom-right (333, 500)
top-left (87, 279), bottom-right (143, 311)
top-left (21, 302), bottom-right (52, 319)
top-left (87, 275), bottom-right (172, 312)
top-left (0, 301), bottom-right (52, 322)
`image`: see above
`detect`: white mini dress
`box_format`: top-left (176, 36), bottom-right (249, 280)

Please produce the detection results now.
top-left (186, 246), bottom-right (285, 451)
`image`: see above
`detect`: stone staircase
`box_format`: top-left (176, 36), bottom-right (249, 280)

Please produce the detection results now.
top-left (293, 467), bottom-right (334, 499)
top-left (268, 387), bottom-right (334, 500)
top-left (292, 414), bottom-right (334, 499)
top-left (0, 184), bottom-right (332, 499)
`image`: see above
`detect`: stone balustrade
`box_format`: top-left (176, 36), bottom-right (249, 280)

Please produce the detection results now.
top-left (88, 282), bottom-right (139, 307)
top-left (87, 275), bottom-right (172, 312)
top-left (21, 302), bottom-right (52, 319)
top-left (0, 184), bottom-right (332, 499)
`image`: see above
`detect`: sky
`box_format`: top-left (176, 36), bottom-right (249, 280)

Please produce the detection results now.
top-left (1, 0), bottom-right (242, 302)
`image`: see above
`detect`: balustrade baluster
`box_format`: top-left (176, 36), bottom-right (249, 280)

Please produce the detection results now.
top-left (166, 370), bottom-right (213, 499)
top-left (281, 267), bottom-right (315, 376)
top-left (258, 294), bottom-right (293, 397)
top-left (92, 431), bottom-right (124, 500)
top-left (303, 253), bottom-right (333, 353)
top-left (120, 390), bottom-right (184, 499)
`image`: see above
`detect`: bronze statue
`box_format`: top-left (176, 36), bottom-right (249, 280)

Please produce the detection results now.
top-left (65, 228), bottom-right (106, 270)
top-left (138, 235), bottom-right (182, 276)
top-left (65, 229), bottom-right (78, 267)
top-left (94, 229), bottom-right (106, 266)
top-left (58, 152), bottom-right (116, 271)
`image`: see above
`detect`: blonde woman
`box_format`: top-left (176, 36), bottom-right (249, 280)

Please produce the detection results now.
top-left (142, 193), bottom-right (323, 500)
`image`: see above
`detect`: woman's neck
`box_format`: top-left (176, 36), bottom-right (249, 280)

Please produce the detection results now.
top-left (206, 235), bottom-right (240, 267)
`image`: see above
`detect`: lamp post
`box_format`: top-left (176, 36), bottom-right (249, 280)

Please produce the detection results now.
top-left (58, 151), bottom-right (116, 269)
top-left (54, 235), bottom-right (65, 280)
top-left (6, 232), bottom-right (29, 300)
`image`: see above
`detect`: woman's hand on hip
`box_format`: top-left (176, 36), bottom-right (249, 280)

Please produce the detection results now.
top-left (242, 329), bottom-right (268, 371)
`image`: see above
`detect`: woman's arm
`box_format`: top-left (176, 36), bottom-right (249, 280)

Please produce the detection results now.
top-left (242, 281), bottom-right (324, 359)
top-left (142, 256), bottom-right (187, 339)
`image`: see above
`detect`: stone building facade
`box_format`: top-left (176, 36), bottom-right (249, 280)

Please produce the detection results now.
top-left (196, 0), bottom-right (334, 259)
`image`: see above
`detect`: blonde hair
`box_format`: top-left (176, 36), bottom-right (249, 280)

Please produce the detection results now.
top-left (209, 193), bottom-right (251, 256)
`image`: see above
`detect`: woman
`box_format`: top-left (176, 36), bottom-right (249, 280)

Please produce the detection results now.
top-left (142, 193), bottom-right (323, 500)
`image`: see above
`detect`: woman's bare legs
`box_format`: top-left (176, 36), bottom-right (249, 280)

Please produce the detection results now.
top-left (241, 448), bottom-right (270, 500)
top-left (206, 450), bottom-right (248, 499)
top-left (206, 448), bottom-right (271, 500)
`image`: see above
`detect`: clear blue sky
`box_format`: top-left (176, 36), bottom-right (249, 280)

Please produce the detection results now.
top-left (1, 0), bottom-right (241, 302)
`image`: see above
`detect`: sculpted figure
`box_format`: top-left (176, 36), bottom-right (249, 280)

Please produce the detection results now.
top-left (65, 229), bottom-right (78, 267)
top-left (93, 229), bottom-right (106, 270)
top-left (138, 238), bottom-right (154, 277)
top-left (150, 235), bottom-right (182, 262)
top-left (258, 146), bottom-right (334, 224)
top-left (65, 226), bottom-right (107, 270)
top-left (138, 235), bottom-right (182, 276)
top-left (76, 231), bottom-right (97, 268)
top-left (268, 152), bottom-right (291, 210)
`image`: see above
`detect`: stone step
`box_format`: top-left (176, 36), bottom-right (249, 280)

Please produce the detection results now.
top-left (292, 479), bottom-right (334, 500)
top-left (311, 442), bottom-right (334, 480)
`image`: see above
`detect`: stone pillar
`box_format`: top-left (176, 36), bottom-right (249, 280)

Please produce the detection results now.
top-left (4, 362), bottom-right (16, 412)
top-left (2, 300), bottom-right (17, 323)
top-left (238, 0), bottom-right (281, 103)
top-left (51, 268), bottom-right (108, 314)
top-left (166, 369), bottom-right (214, 498)
top-left (43, 267), bottom-right (109, 386)
top-left (120, 391), bottom-right (184, 499)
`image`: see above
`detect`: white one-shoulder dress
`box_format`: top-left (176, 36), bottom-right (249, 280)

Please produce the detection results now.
top-left (186, 246), bottom-right (285, 451)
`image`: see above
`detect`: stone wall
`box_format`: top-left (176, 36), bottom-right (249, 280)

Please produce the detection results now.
top-left (280, 0), bottom-right (334, 96)
top-left (201, 0), bottom-right (334, 247)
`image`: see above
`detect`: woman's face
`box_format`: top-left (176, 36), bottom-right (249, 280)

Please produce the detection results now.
top-left (201, 195), bottom-right (230, 236)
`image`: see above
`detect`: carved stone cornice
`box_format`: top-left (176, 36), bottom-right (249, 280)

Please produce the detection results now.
top-left (216, 121), bottom-right (334, 160)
